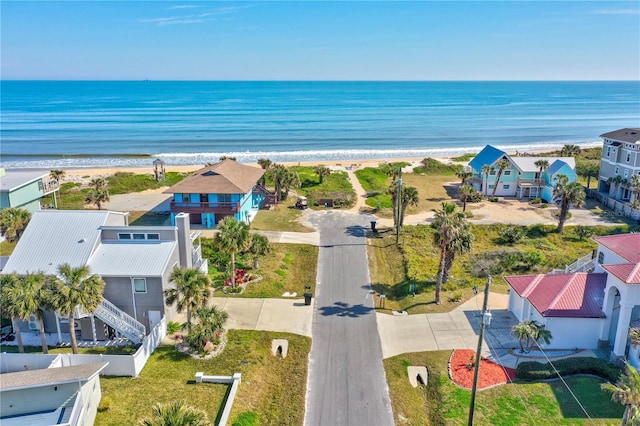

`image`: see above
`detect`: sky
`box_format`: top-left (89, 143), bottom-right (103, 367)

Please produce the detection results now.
top-left (1, 1), bottom-right (639, 80)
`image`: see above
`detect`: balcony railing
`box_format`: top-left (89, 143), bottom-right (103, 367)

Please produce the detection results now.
top-left (169, 201), bottom-right (239, 214)
top-left (517, 177), bottom-right (545, 187)
top-left (40, 178), bottom-right (60, 194)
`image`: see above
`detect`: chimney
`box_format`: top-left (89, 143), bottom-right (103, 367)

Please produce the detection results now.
top-left (175, 213), bottom-right (193, 268)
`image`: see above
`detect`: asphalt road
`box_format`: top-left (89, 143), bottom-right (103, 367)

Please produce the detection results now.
top-left (304, 210), bottom-right (394, 426)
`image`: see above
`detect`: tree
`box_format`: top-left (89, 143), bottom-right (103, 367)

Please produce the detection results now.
top-left (139, 401), bottom-right (209, 426)
top-left (185, 306), bottom-right (228, 352)
top-left (534, 159), bottom-right (550, 197)
top-left (315, 165), bottom-right (331, 184)
top-left (576, 160), bottom-right (600, 190)
top-left (442, 225), bottom-right (473, 283)
top-left (491, 159), bottom-right (511, 197)
top-left (511, 320), bottom-right (552, 353)
top-left (630, 327), bottom-right (640, 346)
top-left (50, 264), bottom-right (105, 354)
top-left (269, 164), bottom-right (288, 200)
top-left (458, 184), bottom-right (475, 212)
top-left (602, 363), bottom-right (640, 426)
top-left (628, 175), bottom-right (640, 207)
top-left (257, 158), bottom-right (273, 185)
top-left (383, 163), bottom-right (403, 182)
top-left (432, 202), bottom-right (469, 304)
top-left (481, 165), bottom-right (492, 196)
top-left (553, 174), bottom-right (585, 233)
top-left (247, 233), bottom-right (271, 269)
top-left (0, 272), bottom-right (52, 354)
top-left (456, 170), bottom-right (472, 186)
top-left (49, 169), bottom-right (66, 206)
top-left (281, 169), bottom-right (301, 200)
top-left (0, 274), bottom-right (25, 353)
top-left (561, 144), bottom-right (581, 157)
top-left (214, 217), bottom-right (250, 288)
top-left (85, 177), bottom-right (109, 210)
top-left (608, 175), bottom-right (625, 200)
top-left (0, 207), bottom-right (31, 242)
top-left (399, 186), bottom-right (419, 227)
top-left (164, 267), bottom-right (211, 333)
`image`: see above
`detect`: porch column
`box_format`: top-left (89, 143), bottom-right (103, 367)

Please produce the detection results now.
top-left (613, 301), bottom-right (634, 357)
top-left (90, 315), bottom-right (97, 343)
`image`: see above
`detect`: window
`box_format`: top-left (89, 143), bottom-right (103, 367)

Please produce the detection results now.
top-left (147, 233), bottom-right (159, 240)
top-left (624, 169), bottom-right (629, 178)
top-left (133, 233), bottom-right (145, 240)
top-left (615, 167), bottom-right (619, 174)
top-left (504, 170), bottom-right (511, 176)
top-left (503, 184), bottom-right (510, 189)
top-left (488, 184), bottom-right (494, 189)
top-left (627, 153), bottom-right (631, 163)
top-left (489, 170), bottom-right (496, 176)
top-left (133, 278), bottom-right (146, 293)
top-left (218, 194), bottom-right (232, 203)
top-left (606, 147), bottom-right (611, 157)
top-left (118, 233), bottom-right (131, 240)
top-left (598, 252), bottom-right (604, 264)
top-left (182, 193), bottom-right (191, 202)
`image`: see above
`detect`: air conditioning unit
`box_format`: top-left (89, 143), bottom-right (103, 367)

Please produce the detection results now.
top-left (28, 314), bottom-right (38, 330)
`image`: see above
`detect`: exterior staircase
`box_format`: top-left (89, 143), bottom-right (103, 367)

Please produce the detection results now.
top-left (253, 184), bottom-right (278, 208)
top-left (78, 298), bottom-right (146, 344)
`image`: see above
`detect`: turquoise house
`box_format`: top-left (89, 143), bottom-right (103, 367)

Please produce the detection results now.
top-left (164, 159), bottom-right (274, 228)
top-left (0, 169), bottom-right (60, 212)
top-left (468, 145), bottom-right (576, 201)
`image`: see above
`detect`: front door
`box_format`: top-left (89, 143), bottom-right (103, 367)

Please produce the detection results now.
top-left (148, 310), bottom-right (161, 333)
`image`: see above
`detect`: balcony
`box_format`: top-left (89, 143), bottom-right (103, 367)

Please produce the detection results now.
top-left (517, 177), bottom-right (545, 187)
top-left (169, 201), bottom-right (239, 215)
top-left (40, 178), bottom-right (60, 195)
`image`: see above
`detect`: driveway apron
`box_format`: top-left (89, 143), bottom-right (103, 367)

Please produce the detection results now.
top-left (304, 211), bottom-right (394, 426)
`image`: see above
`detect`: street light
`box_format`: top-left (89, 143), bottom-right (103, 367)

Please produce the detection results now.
top-left (396, 169), bottom-right (402, 244)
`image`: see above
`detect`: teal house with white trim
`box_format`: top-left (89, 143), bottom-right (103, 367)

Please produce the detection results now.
top-left (164, 159), bottom-right (273, 228)
top-left (0, 169), bottom-right (60, 212)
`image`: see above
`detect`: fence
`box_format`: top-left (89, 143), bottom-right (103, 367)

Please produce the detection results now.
top-left (591, 191), bottom-right (640, 222)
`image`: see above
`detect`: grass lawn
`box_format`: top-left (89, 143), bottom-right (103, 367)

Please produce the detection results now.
top-left (251, 202), bottom-right (315, 233)
top-left (96, 330), bottom-right (310, 426)
top-left (289, 166), bottom-right (355, 207)
top-left (384, 351), bottom-right (623, 426)
top-left (368, 223), bottom-right (632, 314)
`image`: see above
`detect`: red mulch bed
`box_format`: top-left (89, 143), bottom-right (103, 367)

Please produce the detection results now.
top-left (450, 349), bottom-right (517, 390)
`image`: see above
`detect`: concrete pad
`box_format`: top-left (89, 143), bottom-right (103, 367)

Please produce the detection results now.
top-left (450, 311), bottom-right (476, 330)
top-left (407, 366), bottom-right (428, 388)
top-left (271, 339), bottom-right (289, 358)
top-left (210, 297), bottom-right (263, 330)
top-left (377, 314), bottom-right (437, 359)
top-left (427, 313), bottom-right (459, 331)
top-left (254, 298), bottom-right (313, 337)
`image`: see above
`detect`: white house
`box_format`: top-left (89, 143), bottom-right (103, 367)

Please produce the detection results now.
top-left (506, 232), bottom-right (640, 368)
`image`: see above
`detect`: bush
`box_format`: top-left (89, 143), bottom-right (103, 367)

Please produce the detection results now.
top-left (166, 321), bottom-right (181, 334)
top-left (540, 203), bottom-right (549, 208)
top-left (516, 357), bottom-right (620, 382)
top-left (530, 198), bottom-right (542, 204)
top-left (468, 191), bottom-right (483, 203)
top-left (488, 197), bottom-right (499, 202)
top-left (449, 291), bottom-right (463, 302)
top-left (98, 396), bottom-right (113, 412)
top-left (500, 225), bottom-right (525, 244)
top-left (575, 225), bottom-right (595, 240)
top-left (233, 411), bottom-right (259, 426)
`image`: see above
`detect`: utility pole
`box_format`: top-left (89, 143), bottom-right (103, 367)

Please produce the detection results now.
top-left (396, 168), bottom-right (402, 244)
top-left (468, 275), bottom-right (492, 426)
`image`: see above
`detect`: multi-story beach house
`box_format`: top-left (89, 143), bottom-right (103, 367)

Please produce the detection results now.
top-left (505, 232), bottom-right (640, 368)
top-left (468, 145), bottom-right (576, 201)
top-left (0, 168), bottom-right (61, 212)
top-left (164, 159), bottom-right (275, 228)
top-left (2, 210), bottom-right (206, 344)
top-left (597, 128), bottom-right (640, 201)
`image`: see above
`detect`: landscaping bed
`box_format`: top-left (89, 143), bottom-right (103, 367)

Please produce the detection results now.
top-left (449, 349), bottom-right (516, 390)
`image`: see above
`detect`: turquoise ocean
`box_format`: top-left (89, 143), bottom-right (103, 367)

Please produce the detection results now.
top-left (1, 80), bottom-right (639, 169)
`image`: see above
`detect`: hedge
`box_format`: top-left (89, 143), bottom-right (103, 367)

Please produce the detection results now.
top-left (516, 357), bottom-right (621, 382)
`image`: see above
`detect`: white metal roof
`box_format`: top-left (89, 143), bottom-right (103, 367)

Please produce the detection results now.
top-left (510, 157), bottom-right (575, 173)
top-left (88, 240), bottom-right (177, 277)
top-left (0, 170), bottom-right (48, 193)
top-left (2, 210), bottom-right (126, 275)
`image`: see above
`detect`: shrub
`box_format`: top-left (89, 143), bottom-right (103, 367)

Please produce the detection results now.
top-left (449, 291), bottom-right (463, 303)
top-left (530, 198), bottom-right (542, 204)
top-left (166, 321), bottom-right (181, 334)
top-left (468, 250), bottom-right (517, 277)
top-left (521, 250), bottom-right (545, 269)
top-left (500, 225), bottom-right (526, 244)
top-left (468, 191), bottom-right (483, 203)
top-left (233, 411), bottom-right (259, 426)
top-left (575, 225), bottom-right (595, 240)
top-left (488, 197), bottom-right (499, 202)
top-left (540, 203), bottom-right (549, 208)
top-left (516, 357), bottom-right (620, 382)
top-left (98, 396), bottom-right (113, 412)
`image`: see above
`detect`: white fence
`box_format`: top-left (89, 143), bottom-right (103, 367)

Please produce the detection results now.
top-left (1, 317), bottom-right (166, 377)
top-left (592, 192), bottom-right (640, 221)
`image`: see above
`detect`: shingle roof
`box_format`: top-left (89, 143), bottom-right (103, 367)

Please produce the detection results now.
top-left (2, 210), bottom-right (127, 275)
top-left (88, 240), bottom-right (177, 277)
top-left (468, 145), bottom-right (507, 171)
top-left (0, 170), bottom-right (48, 193)
top-left (504, 272), bottom-right (607, 318)
top-left (0, 362), bottom-right (108, 391)
top-left (593, 233), bottom-right (640, 263)
top-left (601, 263), bottom-right (640, 284)
top-left (600, 128), bottom-right (640, 144)
top-left (164, 159), bottom-right (265, 195)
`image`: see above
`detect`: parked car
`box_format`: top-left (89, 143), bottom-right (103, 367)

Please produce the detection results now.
top-left (295, 196), bottom-right (308, 209)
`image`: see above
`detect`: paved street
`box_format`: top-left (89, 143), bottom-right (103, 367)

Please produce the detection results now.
top-left (304, 210), bottom-right (394, 426)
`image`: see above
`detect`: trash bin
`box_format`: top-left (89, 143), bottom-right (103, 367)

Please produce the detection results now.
top-left (304, 292), bottom-right (313, 306)
top-left (370, 221), bottom-right (377, 232)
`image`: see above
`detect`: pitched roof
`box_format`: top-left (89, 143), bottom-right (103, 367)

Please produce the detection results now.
top-left (593, 233), bottom-right (640, 263)
top-left (504, 272), bottom-right (607, 318)
top-left (600, 128), bottom-right (640, 144)
top-left (510, 157), bottom-right (575, 174)
top-left (601, 263), bottom-right (640, 284)
top-left (468, 145), bottom-right (507, 171)
top-left (546, 159), bottom-right (575, 176)
top-left (88, 240), bottom-right (177, 277)
top-left (2, 210), bottom-right (127, 275)
top-left (164, 159), bottom-right (265, 195)
top-left (0, 362), bottom-right (108, 391)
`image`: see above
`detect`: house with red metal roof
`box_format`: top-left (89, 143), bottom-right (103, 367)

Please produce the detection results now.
top-left (505, 232), bottom-right (640, 367)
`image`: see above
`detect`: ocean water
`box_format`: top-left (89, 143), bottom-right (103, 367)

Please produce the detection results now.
top-left (1, 80), bottom-right (639, 169)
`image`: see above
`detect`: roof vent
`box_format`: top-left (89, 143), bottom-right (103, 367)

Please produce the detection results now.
top-left (78, 238), bottom-right (86, 243)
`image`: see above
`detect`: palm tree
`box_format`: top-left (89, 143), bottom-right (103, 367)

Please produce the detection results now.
top-left (185, 306), bottom-right (228, 352)
top-left (491, 159), bottom-right (511, 197)
top-left (442, 225), bottom-right (473, 283)
top-left (315, 165), bottom-right (331, 184)
top-left (458, 184), bottom-right (475, 212)
top-left (481, 165), bottom-right (492, 196)
top-left (456, 170), bottom-right (472, 186)
top-left (534, 159), bottom-right (550, 197)
top-left (0, 274), bottom-right (25, 353)
top-left (50, 264), bottom-right (105, 354)
top-left (511, 320), bottom-right (552, 353)
top-left (247, 233), bottom-right (271, 269)
top-left (215, 217), bottom-right (250, 288)
top-left (553, 174), bottom-right (586, 233)
top-left (560, 144), bottom-right (581, 157)
top-left (628, 175), bottom-right (640, 207)
top-left (269, 164), bottom-right (288, 200)
top-left (49, 169), bottom-right (66, 206)
top-left (139, 401), bottom-right (209, 426)
top-left (281, 169), bottom-right (301, 200)
top-left (432, 202), bottom-right (468, 304)
top-left (399, 186), bottom-right (419, 227)
top-left (257, 158), bottom-right (272, 185)
top-left (602, 363), bottom-right (640, 426)
top-left (576, 160), bottom-right (600, 190)
top-left (0, 272), bottom-right (52, 354)
top-left (85, 188), bottom-right (110, 210)
top-left (164, 267), bottom-right (211, 333)
top-left (386, 183), bottom-right (400, 227)
top-left (0, 207), bottom-right (32, 242)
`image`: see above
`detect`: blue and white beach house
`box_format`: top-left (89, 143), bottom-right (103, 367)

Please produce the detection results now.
top-left (164, 159), bottom-right (275, 228)
top-left (468, 145), bottom-right (577, 201)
